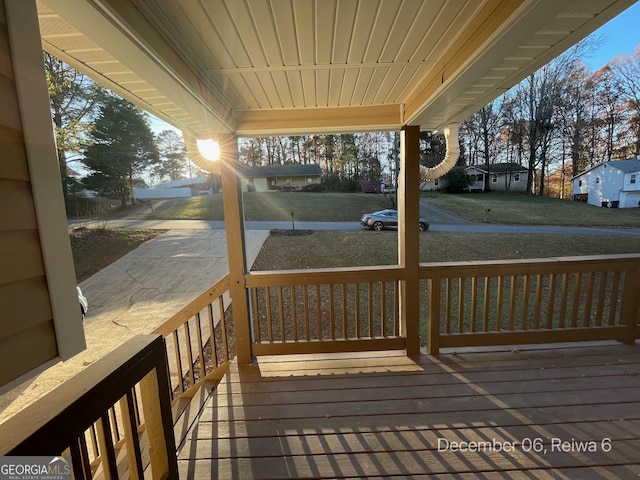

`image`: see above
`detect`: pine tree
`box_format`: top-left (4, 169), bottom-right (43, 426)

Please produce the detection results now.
top-left (82, 96), bottom-right (158, 206)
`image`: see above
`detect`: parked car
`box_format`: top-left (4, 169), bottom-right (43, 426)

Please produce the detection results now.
top-left (78, 286), bottom-right (88, 319)
top-left (360, 209), bottom-right (429, 231)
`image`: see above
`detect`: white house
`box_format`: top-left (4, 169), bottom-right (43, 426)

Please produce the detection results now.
top-left (572, 158), bottom-right (640, 208)
top-left (464, 163), bottom-right (529, 192)
top-left (419, 177), bottom-right (446, 191)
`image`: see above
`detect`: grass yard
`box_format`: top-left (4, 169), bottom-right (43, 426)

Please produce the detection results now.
top-left (422, 191), bottom-right (640, 227)
top-left (150, 192), bottom-right (392, 222)
top-left (251, 230), bottom-right (640, 270)
top-left (69, 227), bottom-right (164, 282)
top-left (150, 190), bottom-right (640, 227)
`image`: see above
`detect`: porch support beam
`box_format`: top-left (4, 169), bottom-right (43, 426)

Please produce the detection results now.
top-left (399, 125), bottom-right (421, 356)
top-left (219, 134), bottom-right (252, 364)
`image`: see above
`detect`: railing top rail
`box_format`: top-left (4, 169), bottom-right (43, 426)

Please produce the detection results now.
top-left (247, 265), bottom-right (405, 287)
top-left (420, 254), bottom-right (640, 278)
top-left (0, 335), bottom-right (166, 456)
top-left (152, 274), bottom-right (230, 336)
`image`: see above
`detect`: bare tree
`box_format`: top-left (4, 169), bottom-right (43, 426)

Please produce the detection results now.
top-left (609, 46), bottom-right (640, 157)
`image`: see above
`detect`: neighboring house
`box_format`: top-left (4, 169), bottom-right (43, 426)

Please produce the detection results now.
top-left (133, 176), bottom-right (212, 199)
top-left (572, 158), bottom-right (640, 208)
top-left (238, 164), bottom-right (322, 192)
top-left (420, 177), bottom-right (446, 191)
top-left (361, 180), bottom-right (383, 193)
top-left (464, 163), bottom-right (529, 192)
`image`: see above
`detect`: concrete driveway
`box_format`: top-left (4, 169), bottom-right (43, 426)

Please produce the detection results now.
top-left (0, 228), bottom-right (269, 422)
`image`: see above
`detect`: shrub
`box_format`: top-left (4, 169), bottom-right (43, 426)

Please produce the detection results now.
top-left (301, 183), bottom-right (323, 192)
top-left (445, 169), bottom-right (472, 193)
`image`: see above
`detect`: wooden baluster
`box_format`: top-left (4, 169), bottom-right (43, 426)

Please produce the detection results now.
top-left (172, 331), bottom-right (184, 394)
top-left (218, 296), bottom-right (229, 360)
top-left (570, 272), bottom-right (582, 328)
top-left (183, 322), bottom-right (195, 387)
top-left (278, 286), bottom-right (285, 341)
top-left (608, 271), bottom-right (621, 326)
top-left (583, 272), bottom-right (595, 327)
top-left (208, 302), bottom-right (219, 368)
top-left (483, 277), bottom-right (490, 332)
top-left (119, 391), bottom-right (144, 480)
top-left (458, 278), bottom-right (465, 334)
top-left (521, 275), bottom-right (531, 330)
top-left (558, 273), bottom-right (569, 329)
top-left (303, 285), bottom-right (310, 341)
top-left (496, 276), bottom-right (504, 332)
top-left (470, 277), bottom-right (477, 333)
top-left (355, 283), bottom-right (361, 339)
top-left (508, 276), bottom-right (517, 331)
top-left (381, 282), bottom-right (387, 337)
top-left (251, 287), bottom-right (260, 343)
top-left (445, 278), bottom-right (452, 334)
top-left (534, 274), bottom-right (543, 330)
top-left (546, 274), bottom-right (557, 329)
top-left (343, 283), bottom-right (348, 339)
top-left (265, 287), bottom-right (273, 343)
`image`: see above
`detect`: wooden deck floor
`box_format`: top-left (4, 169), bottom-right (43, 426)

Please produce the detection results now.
top-left (178, 342), bottom-right (640, 479)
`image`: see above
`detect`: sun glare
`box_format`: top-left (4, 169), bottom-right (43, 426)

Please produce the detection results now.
top-left (197, 139), bottom-right (221, 161)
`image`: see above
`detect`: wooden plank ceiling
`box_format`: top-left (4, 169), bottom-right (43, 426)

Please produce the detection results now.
top-left (38, 0), bottom-right (637, 139)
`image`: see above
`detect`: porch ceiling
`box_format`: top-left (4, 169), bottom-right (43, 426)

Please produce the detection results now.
top-left (38, 0), bottom-right (636, 138)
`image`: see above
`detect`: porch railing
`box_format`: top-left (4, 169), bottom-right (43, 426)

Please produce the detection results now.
top-left (2, 255), bottom-right (637, 478)
top-left (0, 275), bottom-right (234, 480)
top-left (246, 266), bottom-right (406, 355)
top-left (421, 254), bottom-right (640, 354)
top-left (0, 335), bottom-right (178, 480)
top-left (151, 273), bottom-right (234, 448)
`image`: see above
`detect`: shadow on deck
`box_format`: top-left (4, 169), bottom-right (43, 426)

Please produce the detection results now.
top-left (178, 342), bottom-right (640, 479)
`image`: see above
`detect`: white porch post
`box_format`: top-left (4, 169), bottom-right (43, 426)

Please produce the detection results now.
top-left (398, 125), bottom-right (421, 356)
top-left (219, 134), bottom-right (252, 364)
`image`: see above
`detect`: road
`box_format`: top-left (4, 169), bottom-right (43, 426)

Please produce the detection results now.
top-left (70, 217), bottom-right (640, 236)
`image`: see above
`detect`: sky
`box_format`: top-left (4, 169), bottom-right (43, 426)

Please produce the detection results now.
top-left (581, 2), bottom-right (640, 70)
top-left (149, 4), bottom-right (640, 134)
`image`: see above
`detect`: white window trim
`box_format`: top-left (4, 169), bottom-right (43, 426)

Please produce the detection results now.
top-left (491, 174), bottom-right (498, 183)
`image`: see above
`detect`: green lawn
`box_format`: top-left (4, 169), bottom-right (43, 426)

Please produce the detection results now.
top-left (150, 192), bottom-right (392, 222)
top-left (251, 231), bottom-right (640, 270)
top-left (152, 191), bottom-right (640, 227)
top-left (421, 191), bottom-right (640, 227)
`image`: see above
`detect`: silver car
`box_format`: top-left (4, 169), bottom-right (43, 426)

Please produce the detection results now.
top-left (360, 209), bottom-right (429, 231)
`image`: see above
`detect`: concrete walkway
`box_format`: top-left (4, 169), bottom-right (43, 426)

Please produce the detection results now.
top-left (0, 229), bottom-right (269, 422)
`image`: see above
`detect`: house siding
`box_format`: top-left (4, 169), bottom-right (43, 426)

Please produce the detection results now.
top-left (1, 0), bottom-right (85, 390)
top-left (243, 174), bottom-right (321, 192)
top-left (620, 191), bottom-right (640, 208)
top-left (0, 1), bottom-right (58, 387)
top-left (419, 179), bottom-right (444, 191)
top-left (572, 164), bottom-right (627, 207)
top-left (465, 166), bottom-right (529, 192)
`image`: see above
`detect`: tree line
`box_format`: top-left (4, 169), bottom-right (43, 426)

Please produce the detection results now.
top-left (47, 38), bottom-right (640, 206)
top-left (461, 42), bottom-right (640, 197)
top-left (46, 53), bottom-right (195, 207)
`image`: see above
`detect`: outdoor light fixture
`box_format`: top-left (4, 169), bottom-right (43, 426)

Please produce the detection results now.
top-left (197, 139), bottom-right (220, 161)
